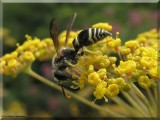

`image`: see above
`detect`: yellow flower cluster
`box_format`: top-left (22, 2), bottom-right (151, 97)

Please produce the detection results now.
top-left (69, 27), bottom-right (159, 102)
top-left (116, 60), bottom-right (136, 76)
top-left (107, 33), bottom-right (121, 51)
top-left (0, 35), bottom-right (55, 77)
top-left (1, 22), bottom-right (159, 102)
top-left (92, 22), bottom-right (112, 31)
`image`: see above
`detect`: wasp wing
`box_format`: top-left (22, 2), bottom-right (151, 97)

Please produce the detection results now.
top-left (64, 12), bottom-right (77, 47)
top-left (49, 18), bottom-right (61, 57)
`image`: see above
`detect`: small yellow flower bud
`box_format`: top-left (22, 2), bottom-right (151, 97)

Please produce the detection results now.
top-left (16, 46), bottom-right (24, 53)
top-left (6, 59), bottom-right (21, 77)
top-left (107, 41), bottom-right (114, 48)
top-left (88, 65), bottom-right (94, 74)
top-left (115, 77), bottom-right (125, 85)
top-left (108, 57), bottom-right (117, 64)
top-left (93, 81), bottom-right (107, 99)
top-left (115, 38), bottom-right (121, 46)
top-left (107, 38), bottom-right (121, 49)
top-left (149, 67), bottom-right (160, 78)
top-left (99, 57), bottom-right (110, 68)
top-left (133, 56), bottom-right (141, 62)
top-left (97, 69), bottom-right (107, 79)
top-left (138, 75), bottom-right (151, 89)
top-left (126, 53), bottom-right (133, 60)
top-left (10, 52), bottom-right (18, 59)
top-left (140, 57), bottom-right (153, 69)
top-left (120, 47), bottom-right (131, 55)
top-left (117, 60), bottom-right (136, 75)
top-left (125, 40), bottom-right (138, 48)
top-left (8, 59), bottom-right (18, 68)
top-left (2, 54), bottom-right (11, 61)
top-left (92, 23), bottom-right (112, 31)
top-left (20, 51), bottom-right (35, 62)
top-left (35, 51), bottom-right (41, 58)
top-left (25, 34), bottom-right (32, 40)
top-left (106, 84), bottom-right (119, 97)
top-left (137, 36), bottom-right (147, 44)
top-left (37, 42), bottom-right (43, 49)
top-left (108, 78), bottom-right (116, 85)
top-left (36, 49), bottom-right (45, 58)
top-left (43, 38), bottom-right (52, 45)
top-left (120, 83), bottom-right (131, 91)
top-left (141, 47), bottom-right (157, 60)
top-left (116, 32), bottom-right (119, 38)
top-left (88, 72), bottom-right (101, 86)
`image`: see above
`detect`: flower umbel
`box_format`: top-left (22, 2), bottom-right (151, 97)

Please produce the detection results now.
top-left (1, 24), bottom-right (159, 117)
top-left (67, 27), bottom-right (158, 106)
top-left (0, 35), bottom-right (55, 77)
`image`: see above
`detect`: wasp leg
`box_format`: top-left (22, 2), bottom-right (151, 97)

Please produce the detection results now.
top-left (59, 83), bottom-right (80, 91)
top-left (61, 86), bottom-right (71, 99)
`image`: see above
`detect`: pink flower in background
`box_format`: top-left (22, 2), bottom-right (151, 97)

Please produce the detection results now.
top-left (40, 63), bottom-right (52, 78)
top-left (128, 10), bottom-right (142, 26)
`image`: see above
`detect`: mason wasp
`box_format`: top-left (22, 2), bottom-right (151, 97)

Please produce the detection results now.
top-left (49, 13), bottom-right (112, 98)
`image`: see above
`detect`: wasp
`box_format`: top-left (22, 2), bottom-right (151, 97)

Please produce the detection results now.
top-left (49, 13), bottom-right (112, 98)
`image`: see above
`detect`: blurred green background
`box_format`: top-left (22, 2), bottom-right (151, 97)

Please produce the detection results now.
top-left (3, 3), bottom-right (157, 117)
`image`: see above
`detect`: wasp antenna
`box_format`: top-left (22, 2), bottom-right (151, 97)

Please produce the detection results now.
top-left (64, 12), bottom-right (77, 47)
top-left (61, 86), bottom-right (71, 99)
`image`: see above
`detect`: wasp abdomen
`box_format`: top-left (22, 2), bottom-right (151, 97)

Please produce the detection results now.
top-left (73, 28), bottom-right (112, 52)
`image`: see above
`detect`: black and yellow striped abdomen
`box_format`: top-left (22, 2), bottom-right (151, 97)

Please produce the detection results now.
top-left (72, 28), bottom-right (112, 52)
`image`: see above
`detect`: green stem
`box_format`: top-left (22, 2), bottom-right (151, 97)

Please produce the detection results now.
top-left (146, 89), bottom-right (157, 116)
top-left (112, 96), bottom-right (141, 117)
top-left (128, 90), bottom-right (148, 115)
top-left (131, 83), bottom-right (155, 117)
top-left (24, 67), bottom-right (124, 117)
top-left (121, 91), bottom-right (147, 117)
top-left (117, 49), bottom-right (123, 61)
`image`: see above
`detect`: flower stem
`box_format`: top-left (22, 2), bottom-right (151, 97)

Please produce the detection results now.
top-left (128, 90), bottom-right (148, 115)
top-left (146, 89), bottom-right (157, 116)
top-left (112, 96), bottom-right (141, 117)
top-left (24, 67), bottom-right (124, 117)
top-left (121, 91), bottom-right (147, 117)
top-left (117, 50), bottom-right (123, 61)
top-left (131, 83), bottom-right (154, 117)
